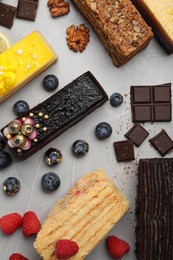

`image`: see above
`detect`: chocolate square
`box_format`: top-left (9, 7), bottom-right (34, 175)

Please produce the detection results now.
top-left (0, 2), bottom-right (16, 29)
top-left (131, 83), bottom-right (172, 122)
top-left (16, 0), bottom-right (38, 21)
top-left (149, 129), bottom-right (173, 156)
top-left (132, 86), bottom-right (151, 103)
top-left (124, 123), bottom-right (149, 147)
top-left (114, 140), bottom-right (135, 162)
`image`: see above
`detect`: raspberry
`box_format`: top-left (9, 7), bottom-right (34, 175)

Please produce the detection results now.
top-left (22, 211), bottom-right (41, 237)
top-left (9, 253), bottom-right (28, 260)
top-left (0, 213), bottom-right (22, 235)
top-left (55, 239), bottom-right (79, 259)
top-left (106, 235), bottom-right (130, 259)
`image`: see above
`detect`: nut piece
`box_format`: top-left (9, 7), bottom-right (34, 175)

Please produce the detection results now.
top-left (47, 0), bottom-right (70, 17)
top-left (66, 24), bottom-right (90, 52)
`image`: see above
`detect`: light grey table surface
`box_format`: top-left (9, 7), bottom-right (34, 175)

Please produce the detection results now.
top-left (0, 1), bottom-right (173, 259)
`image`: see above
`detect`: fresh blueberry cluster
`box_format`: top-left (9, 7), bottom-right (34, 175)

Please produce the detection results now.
top-left (95, 122), bottom-right (112, 140)
top-left (42, 75), bottom-right (59, 91)
top-left (13, 100), bottom-right (30, 116)
top-left (72, 140), bottom-right (89, 157)
top-left (3, 177), bottom-right (20, 195)
top-left (0, 151), bottom-right (12, 170)
top-left (44, 148), bottom-right (63, 166)
top-left (41, 172), bottom-right (61, 193)
top-left (110, 92), bottom-right (123, 107)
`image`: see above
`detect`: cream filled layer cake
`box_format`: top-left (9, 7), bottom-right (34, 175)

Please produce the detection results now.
top-left (132, 0), bottom-right (173, 53)
top-left (72, 0), bottom-right (153, 66)
top-left (34, 168), bottom-right (130, 259)
top-left (0, 31), bottom-right (58, 103)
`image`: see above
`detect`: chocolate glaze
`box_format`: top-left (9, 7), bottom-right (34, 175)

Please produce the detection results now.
top-left (136, 158), bottom-right (173, 260)
top-left (1, 71), bottom-right (108, 160)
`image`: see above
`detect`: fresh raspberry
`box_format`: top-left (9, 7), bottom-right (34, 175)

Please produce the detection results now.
top-left (9, 253), bottom-right (28, 260)
top-left (106, 235), bottom-right (130, 259)
top-left (55, 239), bottom-right (79, 259)
top-left (0, 213), bottom-right (22, 235)
top-left (22, 211), bottom-right (41, 237)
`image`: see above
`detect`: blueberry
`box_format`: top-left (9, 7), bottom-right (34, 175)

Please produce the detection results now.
top-left (110, 92), bottom-right (124, 107)
top-left (13, 100), bottom-right (30, 116)
top-left (72, 140), bottom-right (89, 157)
top-left (3, 177), bottom-right (20, 195)
top-left (0, 135), bottom-right (6, 150)
top-left (0, 151), bottom-right (12, 170)
top-left (95, 122), bottom-right (112, 140)
top-left (44, 148), bottom-right (63, 166)
top-left (42, 75), bottom-right (59, 91)
top-left (41, 172), bottom-right (61, 193)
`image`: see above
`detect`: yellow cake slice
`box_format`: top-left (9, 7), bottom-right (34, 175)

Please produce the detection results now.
top-left (34, 168), bottom-right (130, 260)
top-left (0, 31), bottom-right (58, 103)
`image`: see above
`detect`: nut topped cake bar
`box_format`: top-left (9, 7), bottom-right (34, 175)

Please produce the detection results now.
top-left (72, 0), bottom-right (153, 66)
top-left (136, 158), bottom-right (173, 260)
top-left (34, 168), bottom-right (130, 259)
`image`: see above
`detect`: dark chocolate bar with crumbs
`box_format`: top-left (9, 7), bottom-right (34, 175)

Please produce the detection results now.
top-left (136, 158), bottom-right (173, 260)
top-left (1, 71), bottom-right (108, 160)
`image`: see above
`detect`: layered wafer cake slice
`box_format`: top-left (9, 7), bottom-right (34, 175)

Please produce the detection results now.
top-left (132, 0), bottom-right (173, 53)
top-left (72, 0), bottom-right (153, 66)
top-left (136, 158), bottom-right (173, 260)
top-left (34, 168), bottom-right (129, 259)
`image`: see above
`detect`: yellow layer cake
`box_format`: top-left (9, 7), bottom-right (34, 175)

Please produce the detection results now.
top-left (0, 31), bottom-right (58, 103)
top-left (132, 0), bottom-right (173, 53)
top-left (34, 168), bottom-right (130, 259)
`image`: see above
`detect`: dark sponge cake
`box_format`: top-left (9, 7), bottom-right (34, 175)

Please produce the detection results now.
top-left (136, 158), bottom-right (173, 260)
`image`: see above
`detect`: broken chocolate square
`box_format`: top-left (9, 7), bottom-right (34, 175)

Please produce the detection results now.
top-left (131, 83), bottom-right (172, 122)
top-left (124, 123), bottom-right (149, 147)
top-left (0, 2), bottom-right (16, 29)
top-left (16, 0), bottom-right (38, 21)
top-left (113, 140), bottom-right (135, 162)
top-left (149, 129), bottom-right (173, 157)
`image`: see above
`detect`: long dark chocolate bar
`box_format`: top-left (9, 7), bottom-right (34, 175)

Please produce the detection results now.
top-left (136, 158), bottom-right (173, 260)
top-left (1, 71), bottom-right (108, 160)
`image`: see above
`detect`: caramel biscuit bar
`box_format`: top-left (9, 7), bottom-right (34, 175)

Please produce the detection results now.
top-left (72, 0), bottom-right (153, 66)
top-left (136, 159), bottom-right (173, 260)
top-left (34, 168), bottom-right (130, 260)
top-left (1, 71), bottom-right (108, 160)
top-left (132, 0), bottom-right (173, 53)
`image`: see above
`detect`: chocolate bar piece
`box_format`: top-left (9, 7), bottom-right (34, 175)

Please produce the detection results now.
top-left (124, 123), bottom-right (149, 147)
top-left (132, 0), bottom-right (173, 53)
top-left (16, 0), bottom-right (38, 21)
top-left (131, 83), bottom-right (172, 122)
top-left (0, 2), bottom-right (16, 29)
top-left (113, 140), bottom-right (135, 162)
top-left (149, 129), bottom-right (173, 157)
top-left (136, 158), bottom-right (173, 260)
top-left (72, 0), bottom-right (153, 67)
top-left (1, 71), bottom-right (108, 160)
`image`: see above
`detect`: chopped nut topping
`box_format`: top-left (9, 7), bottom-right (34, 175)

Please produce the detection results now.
top-left (66, 24), bottom-right (90, 52)
top-left (47, 0), bottom-right (70, 17)
top-left (84, 0), bottom-right (152, 54)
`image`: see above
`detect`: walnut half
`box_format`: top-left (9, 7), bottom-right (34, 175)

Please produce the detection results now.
top-left (66, 24), bottom-right (90, 52)
top-left (47, 0), bottom-right (70, 17)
